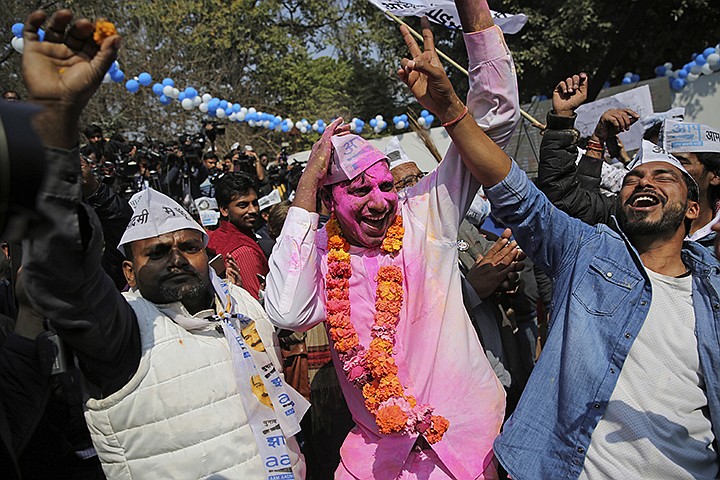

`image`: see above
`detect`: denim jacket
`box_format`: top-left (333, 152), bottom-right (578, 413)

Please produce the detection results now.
top-left (487, 162), bottom-right (720, 480)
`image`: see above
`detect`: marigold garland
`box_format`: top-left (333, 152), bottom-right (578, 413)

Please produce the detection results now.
top-left (324, 213), bottom-right (449, 444)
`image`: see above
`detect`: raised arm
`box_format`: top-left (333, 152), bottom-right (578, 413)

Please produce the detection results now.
top-left (20, 10), bottom-right (140, 396)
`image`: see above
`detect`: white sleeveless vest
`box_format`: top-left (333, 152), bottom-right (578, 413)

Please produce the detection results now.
top-left (84, 285), bottom-right (304, 479)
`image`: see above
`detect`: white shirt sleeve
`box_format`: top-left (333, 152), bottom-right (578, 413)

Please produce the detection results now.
top-left (265, 207), bottom-right (327, 331)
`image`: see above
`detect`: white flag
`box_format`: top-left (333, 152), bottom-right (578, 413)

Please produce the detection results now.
top-left (368, 0), bottom-right (528, 35)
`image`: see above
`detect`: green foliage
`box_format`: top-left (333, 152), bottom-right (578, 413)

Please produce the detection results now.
top-left (0, 0), bottom-right (719, 150)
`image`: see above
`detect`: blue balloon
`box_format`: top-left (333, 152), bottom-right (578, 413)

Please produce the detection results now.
top-left (281, 124), bottom-right (290, 132)
top-left (654, 66), bottom-right (666, 76)
top-left (125, 80), bottom-right (140, 93)
top-left (233, 103), bottom-right (241, 112)
top-left (268, 122), bottom-right (276, 130)
top-left (671, 78), bottom-right (686, 91)
top-left (184, 87), bottom-right (198, 99)
top-left (370, 119), bottom-right (378, 127)
top-left (152, 83), bottom-right (164, 96)
top-left (318, 125), bottom-right (325, 133)
top-left (421, 109), bottom-right (429, 117)
top-left (178, 92), bottom-right (186, 101)
top-left (695, 54), bottom-right (707, 65)
top-left (110, 69), bottom-right (125, 82)
top-left (704, 47), bottom-right (716, 57)
top-left (207, 108), bottom-right (217, 117)
top-left (692, 53), bottom-right (698, 60)
top-left (138, 73), bottom-right (152, 86)
top-left (621, 77), bottom-right (632, 85)
top-left (208, 98), bottom-right (220, 110)
top-left (109, 61), bottom-right (119, 73)
top-left (12, 23), bottom-right (23, 39)
top-left (357, 119), bottom-right (365, 126)
top-left (355, 126), bottom-right (363, 133)
top-left (159, 94), bottom-right (171, 105)
top-left (392, 116), bottom-right (400, 124)
top-left (318, 119), bottom-right (325, 126)
top-left (631, 74), bottom-right (640, 83)
top-left (678, 69), bottom-right (688, 79)
top-left (400, 114), bottom-right (408, 122)
top-left (425, 114), bottom-right (434, 125)
top-left (38, 29), bottom-right (45, 41)
top-left (162, 78), bottom-right (174, 87)
top-left (219, 100), bottom-right (228, 110)
top-left (225, 107), bottom-right (233, 116)
top-left (274, 115), bottom-right (282, 123)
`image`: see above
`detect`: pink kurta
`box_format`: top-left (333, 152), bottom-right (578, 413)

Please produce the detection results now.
top-left (266, 25), bottom-right (519, 480)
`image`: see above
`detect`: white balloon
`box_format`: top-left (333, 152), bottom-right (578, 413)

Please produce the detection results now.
top-left (193, 96), bottom-right (202, 106)
top-left (397, 121), bottom-right (406, 129)
top-left (171, 88), bottom-right (180, 99)
top-left (202, 94), bottom-right (212, 103)
top-left (11, 37), bottom-right (23, 54)
top-left (701, 63), bottom-right (714, 75)
top-left (241, 107), bottom-right (249, 114)
top-left (417, 117), bottom-right (426, 126)
top-left (312, 123), bottom-right (319, 131)
top-left (374, 126), bottom-right (382, 134)
top-left (248, 120), bottom-right (256, 127)
top-left (300, 126), bottom-right (308, 134)
top-left (707, 53), bottom-right (720, 67)
top-left (236, 112), bottom-right (246, 121)
top-left (102, 72), bottom-right (112, 84)
top-left (216, 108), bottom-right (226, 118)
top-left (687, 73), bottom-right (700, 83)
top-left (295, 121), bottom-right (303, 129)
top-left (664, 62), bottom-right (673, 70)
top-left (163, 85), bottom-right (174, 97)
top-left (664, 70), bottom-right (674, 77)
top-left (181, 98), bottom-right (194, 110)
top-left (229, 113), bottom-right (237, 121)
top-left (199, 103), bottom-right (209, 113)
top-left (263, 120), bottom-right (270, 128)
top-left (376, 115), bottom-right (383, 120)
top-left (248, 107), bottom-right (257, 115)
top-left (712, 62), bottom-right (720, 72)
top-left (690, 64), bottom-right (702, 75)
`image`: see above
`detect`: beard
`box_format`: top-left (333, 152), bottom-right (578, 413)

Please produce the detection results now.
top-left (143, 270), bottom-right (212, 314)
top-left (616, 196), bottom-right (688, 238)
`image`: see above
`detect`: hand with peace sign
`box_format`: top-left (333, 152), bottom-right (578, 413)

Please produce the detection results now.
top-left (397, 17), bottom-right (466, 125)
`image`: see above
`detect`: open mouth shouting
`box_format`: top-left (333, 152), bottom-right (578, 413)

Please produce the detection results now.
top-left (626, 191), bottom-right (664, 211)
top-left (361, 212), bottom-right (391, 235)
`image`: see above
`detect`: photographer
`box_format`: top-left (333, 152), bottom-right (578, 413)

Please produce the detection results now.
top-left (164, 133), bottom-right (207, 203)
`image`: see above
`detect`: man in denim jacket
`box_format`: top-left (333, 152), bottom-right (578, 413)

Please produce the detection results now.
top-left (487, 135), bottom-right (720, 478)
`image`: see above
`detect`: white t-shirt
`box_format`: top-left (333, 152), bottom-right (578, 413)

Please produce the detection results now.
top-left (580, 268), bottom-right (718, 480)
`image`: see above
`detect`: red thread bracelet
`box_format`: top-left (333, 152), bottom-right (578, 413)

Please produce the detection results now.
top-left (441, 106), bottom-right (469, 128)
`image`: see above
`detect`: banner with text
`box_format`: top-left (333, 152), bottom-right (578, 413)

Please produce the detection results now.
top-left (368, 0), bottom-right (528, 34)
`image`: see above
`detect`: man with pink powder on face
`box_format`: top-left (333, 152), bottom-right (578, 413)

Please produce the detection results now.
top-left (265, 0), bottom-right (519, 478)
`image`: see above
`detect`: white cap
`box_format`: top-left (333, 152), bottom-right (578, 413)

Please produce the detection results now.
top-left (640, 107), bottom-right (685, 132)
top-left (385, 137), bottom-right (413, 170)
top-left (118, 188), bottom-right (208, 254)
top-left (627, 140), bottom-right (697, 191)
top-left (661, 119), bottom-right (720, 154)
top-left (258, 189), bottom-right (282, 211)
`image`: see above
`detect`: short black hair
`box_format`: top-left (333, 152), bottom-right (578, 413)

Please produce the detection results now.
top-left (683, 173), bottom-right (700, 203)
top-left (214, 172), bottom-right (257, 208)
top-left (697, 152), bottom-right (720, 202)
top-left (85, 124), bottom-right (103, 138)
top-left (203, 152), bottom-right (218, 161)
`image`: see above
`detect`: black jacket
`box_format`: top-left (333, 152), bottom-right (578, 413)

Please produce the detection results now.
top-left (536, 112), bottom-right (616, 226)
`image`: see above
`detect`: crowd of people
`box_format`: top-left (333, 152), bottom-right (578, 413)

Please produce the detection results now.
top-left (1, 1), bottom-right (720, 479)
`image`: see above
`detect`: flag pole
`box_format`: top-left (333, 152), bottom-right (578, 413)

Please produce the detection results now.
top-left (385, 11), bottom-right (545, 130)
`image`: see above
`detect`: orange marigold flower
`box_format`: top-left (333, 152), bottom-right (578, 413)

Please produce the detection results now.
top-left (376, 265), bottom-right (403, 283)
top-left (328, 235), bottom-right (349, 252)
top-left (407, 396), bottom-right (417, 408)
top-left (376, 405), bottom-right (409, 434)
top-left (425, 415), bottom-right (450, 444)
top-left (328, 249), bottom-right (351, 263)
top-left (386, 224), bottom-right (404, 238)
top-left (333, 335), bottom-right (359, 353)
top-left (326, 312), bottom-right (349, 327)
top-left (327, 287), bottom-right (350, 301)
top-left (329, 327), bottom-right (355, 343)
top-left (374, 311), bottom-right (399, 328)
top-left (93, 19), bottom-right (117, 45)
top-left (381, 237), bottom-right (403, 253)
top-left (325, 277), bottom-right (349, 290)
top-left (375, 299), bottom-right (401, 316)
top-left (326, 217), bottom-right (342, 238)
top-left (375, 375), bottom-right (404, 402)
top-left (369, 337), bottom-right (394, 354)
top-left (326, 299), bottom-right (350, 314)
top-left (328, 261), bottom-right (352, 278)
top-left (377, 281), bottom-right (403, 302)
